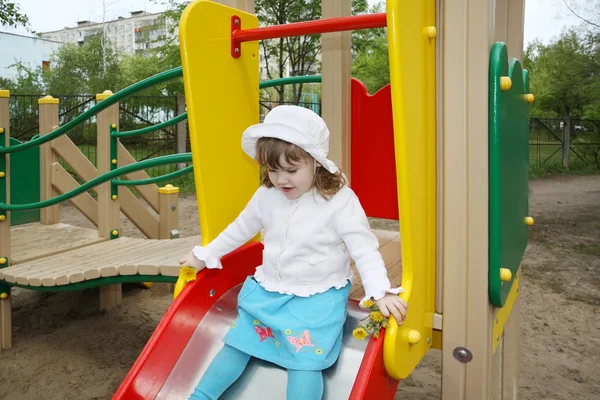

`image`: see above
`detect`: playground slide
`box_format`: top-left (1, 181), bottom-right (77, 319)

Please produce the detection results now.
top-left (113, 243), bottom-right (399, 400)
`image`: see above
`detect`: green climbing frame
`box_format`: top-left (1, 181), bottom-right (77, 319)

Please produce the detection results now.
top-left (488, 42), bottom-right (531, 308)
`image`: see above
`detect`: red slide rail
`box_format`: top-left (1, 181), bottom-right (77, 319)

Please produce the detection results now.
top-left (231, 12), bottom-right (387, 58)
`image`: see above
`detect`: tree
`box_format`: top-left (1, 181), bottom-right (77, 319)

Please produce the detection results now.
top-left (0, 0), bottom-right (28, 29)
top-left (524, 31), bottom-right (598, 119)
top-left (560, 0), bottom-right (600, 32)
top-left (42, 34), bottom-right (122, 95)
top-left (351, 34), bottom-right (389, 93)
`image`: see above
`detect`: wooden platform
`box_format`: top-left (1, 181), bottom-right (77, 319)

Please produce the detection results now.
top-left (10, 223), bottom-right (106, 265)
top-left (350, 229), bottom-right (402, 301)
top-left (2, 225), bottom-right (401, 294)
top-left (1, 236), bottom-right (201, 287)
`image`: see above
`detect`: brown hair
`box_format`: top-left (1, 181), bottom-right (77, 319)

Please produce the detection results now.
top-left (255, 137), bottom-right (346, 200)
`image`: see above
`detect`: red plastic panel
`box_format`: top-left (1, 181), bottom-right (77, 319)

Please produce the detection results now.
top-left (113, 242), bottom-right (263, 400)
top-left (350, 79), bottom-right (398, 220)
top-left (348, 328), bottom-right (400, 400)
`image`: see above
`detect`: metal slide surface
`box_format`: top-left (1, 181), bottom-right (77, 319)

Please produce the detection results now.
top-left (155, 285), bottom-right (370, 399)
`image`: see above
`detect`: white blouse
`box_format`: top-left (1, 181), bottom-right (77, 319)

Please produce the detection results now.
top-left (192, 185), bottom-right (403, 305)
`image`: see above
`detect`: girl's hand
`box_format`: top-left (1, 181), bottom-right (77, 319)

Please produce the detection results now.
top-left (376, 294), bottom-right (408, 324)
top-left (178, 250), bottom-right (206, 270)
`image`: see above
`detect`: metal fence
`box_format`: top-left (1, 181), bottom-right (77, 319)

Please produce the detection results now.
top-left (11, 94), bottom-right (598, 176)
top-left (529, 118), bottom-right (600, 169)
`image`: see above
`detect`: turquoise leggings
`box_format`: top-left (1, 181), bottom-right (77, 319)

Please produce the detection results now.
top-left (189, 344), bottom-right (324, 400)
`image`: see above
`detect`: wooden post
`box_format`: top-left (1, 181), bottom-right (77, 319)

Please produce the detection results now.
top-left (442, 0), bottom-right (495, 397)
top-left (563, 115), bottom-right (571, 167)
top-left (321, 0), bottom-right (352, 180)
top-left (494, 0), bottom-right (525, 61)
top-left (0, 90), bottom-right (12, 349)
top-left (38, 96), bottom-right (60, 225)
top-left (158, 184), bottom-right (179, 239)
top-left (176, 95), bottom-right (187, 170)
top-left (96, 90), bottom-right (122, 311)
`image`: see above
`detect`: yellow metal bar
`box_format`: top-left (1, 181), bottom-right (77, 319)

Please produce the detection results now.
top-left (179, 0), bottom-right (260, 244)
top-left (492, 271), bottom-right (520, 354)
top-left (383, 0), bottom-right (437, 380)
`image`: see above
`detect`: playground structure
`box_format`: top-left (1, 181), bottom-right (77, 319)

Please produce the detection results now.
top-left (111, 0), bottom-right (532, 399)
top-left (0, 0), bottom-right (533, 398)
top-left (0, 67), bottom-right (323, 349)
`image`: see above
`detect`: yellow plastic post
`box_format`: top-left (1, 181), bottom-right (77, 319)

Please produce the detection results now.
top-left (179, 0), bottom-right (260, 245)
top-left (383, 0), bottom-right (437, 380)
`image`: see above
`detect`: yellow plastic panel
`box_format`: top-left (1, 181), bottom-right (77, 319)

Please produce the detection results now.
top-left (179, 0), bottom-right (260, 245)
top-left (492, 271), bottom-right (520, 354)
top-left (383, 0), bottom-right (436, 380)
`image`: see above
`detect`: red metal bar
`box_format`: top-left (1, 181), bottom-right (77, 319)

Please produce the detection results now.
top-left (233, 12), bottom-right (387, 43)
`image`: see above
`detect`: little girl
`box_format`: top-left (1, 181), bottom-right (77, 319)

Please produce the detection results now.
top-left (179, 105), bottom-right (407, 400)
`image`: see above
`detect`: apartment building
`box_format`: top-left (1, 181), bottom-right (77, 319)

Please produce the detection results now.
top-left (41, 11), bottom-right (177, 55)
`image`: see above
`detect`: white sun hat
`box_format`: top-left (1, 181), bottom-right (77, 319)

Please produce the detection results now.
top-left (241, 105), bottom-right (339, 173)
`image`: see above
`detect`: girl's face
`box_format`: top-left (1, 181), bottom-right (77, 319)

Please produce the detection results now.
top-left (267, 155), bottom-right (315, 200)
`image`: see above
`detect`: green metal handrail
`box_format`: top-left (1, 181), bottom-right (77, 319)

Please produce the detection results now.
top-left (0, 153), bottom-right (192, 211)
top-left (0, 72), bottom-right (321, 154)
top-left (113, 112), bottom-right (188, 138)
top-left (113, 165), bottom-right (194, 186)
top-left (0, 67), bottom-right (183, 154)
top-left (259, 75), bottom-right (321, 89)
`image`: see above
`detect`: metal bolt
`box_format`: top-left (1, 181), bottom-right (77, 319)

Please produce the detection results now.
top-left (209, 289), bottom-right (215, 297)
top-left (234, 19), bottom-right (240, 25)
top-left (453, 346), bottom-right (473, 363)
top-left (216, 305), bottom-right (223, 311)
top-left (171, 204), bottom-right (177, 211)
top-left (427, 337), bottom-right (431, 344)
top-left (234, 48), bottom-right (240, 53)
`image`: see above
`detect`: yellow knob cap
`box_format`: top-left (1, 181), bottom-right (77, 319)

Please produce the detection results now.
top-left (426, 26), bottom-right (437, 39)
top-left (0, 257), bottom-right (6, 265)
top-left (0, 215), bottom-right (5, 221)
top-left (111, 159), bottom-right (117, 165)
top-left (111, 123), bottom-right (117, 129)
top-left (500, 268), bottom-right (512, 282)
top-left (524, 93), bottom-right (535, 103)
top-left (0, 293), bottom-right (7, 299)
top-left (0, 128), bottom-right (4, 134)
top-left (500, 76), bottom-right (512, 91)
top-left (112, 230), bottom-right (119, 236)
top-left (524, 216), bottom-right (534, 226)
top-left (112, 195), bottom-right (118, 200)
top-left (0, 172), bottom-right (5, 178)
top-left (408, 330), bottom-right (421, 345)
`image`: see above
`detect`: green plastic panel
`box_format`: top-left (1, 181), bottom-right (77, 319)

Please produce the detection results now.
top-left (488, 42), bottom-right (530, 307)
top-left (10, 137), bottom-right (40, 226)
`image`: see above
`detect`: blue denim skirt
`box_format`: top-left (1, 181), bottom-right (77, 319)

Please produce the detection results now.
top-left (223, 276), bottom-right (351, 371)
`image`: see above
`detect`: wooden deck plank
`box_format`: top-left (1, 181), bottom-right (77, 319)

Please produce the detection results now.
top-left (3, 228), bottom-right (400, 295)
top-left (11, 223), bottom-right (106, 264)
top-left (13, 238), bottom-right (140, 284)
top-left (12, 238), bottom-right (143, 285)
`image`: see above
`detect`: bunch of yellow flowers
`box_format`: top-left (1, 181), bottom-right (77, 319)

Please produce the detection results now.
top-left (352, 298), bottom-right (389, 340)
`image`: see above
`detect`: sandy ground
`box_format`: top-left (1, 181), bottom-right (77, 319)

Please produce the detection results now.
top-left (0, 174), bottom-right (598, 400)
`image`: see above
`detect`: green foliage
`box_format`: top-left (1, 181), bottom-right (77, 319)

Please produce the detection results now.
top-left (43, 35), bottom-right (122, 95)
top-left (0, 0), bottom-right (28, 29)
top-left (524, 31), bottom-right (598, 118)
top-left (351, 34), bottom-right (389, 93)
top-left (351, 1), bottom-right (388, 93)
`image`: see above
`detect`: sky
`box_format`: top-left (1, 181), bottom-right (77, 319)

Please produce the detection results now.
top-left (6, 0), bottom-right (585, 46)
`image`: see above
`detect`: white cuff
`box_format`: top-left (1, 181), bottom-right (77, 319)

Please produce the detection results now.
top-left (192, 246), bottom-right (223, 269)
top-left (360, 286), bottom-right (404, 309)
